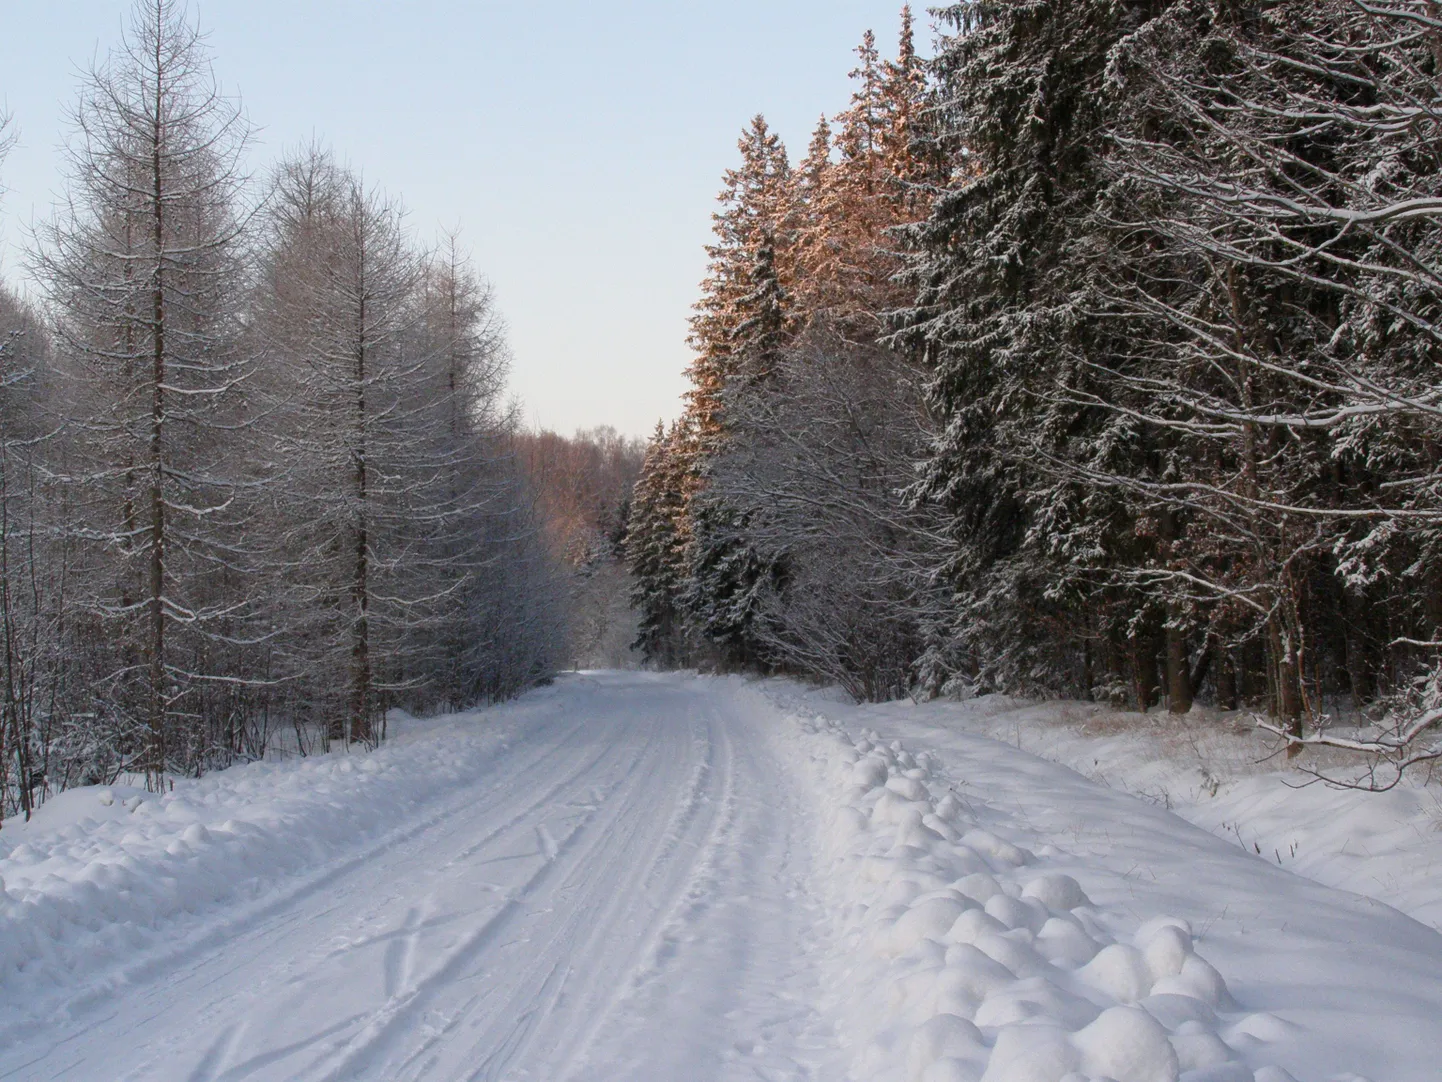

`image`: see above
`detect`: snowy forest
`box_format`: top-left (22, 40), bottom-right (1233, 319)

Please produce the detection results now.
top-left (8, 0), bottom-right (1442, 823)
top-left (0, 2), bottom-right (647, 820)
top-left (627, 0), bottom-right (1442, 786)
top-left (6, 4), bottom-right (1442, 1077)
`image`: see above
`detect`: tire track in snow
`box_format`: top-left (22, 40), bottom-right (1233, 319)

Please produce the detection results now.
top-left (0, 705), bottom-right (607, 1080)
top-left (389, 699), bottom-right (732, 1081)
top-left (0, 705), bottom-right (595, 1062)
top-left (296, 715), bottom-right (667, 1081)
top-left (551, 702), bottom-right (742, 1081)
top-left (0, 674), bottom-right (833, 1082)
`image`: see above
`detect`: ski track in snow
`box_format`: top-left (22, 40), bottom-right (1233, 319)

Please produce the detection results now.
top-left (1, 672), bottom-right (1440, 1081)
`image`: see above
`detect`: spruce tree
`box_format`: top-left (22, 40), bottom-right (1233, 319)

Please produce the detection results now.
top-left (898, 0), bottom-right (1174, 698)
top-left (797, 11), bottom-right (941, 335)
top-left (627, 421), bottom-right (693, 667)
top-left (1077, 0), bottom-right (1442, 745)
top-left (675, 117), bottom-right (796, 668)
top-left (686, 115), bottom-right (794, 451)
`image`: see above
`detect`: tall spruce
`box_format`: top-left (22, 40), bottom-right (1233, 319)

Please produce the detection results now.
top-left (1080, 0), bottom-right (1442, 767)
top-left (898, 0), bottom-right (1174, 699)
top-left (627, 420), bottom-right (694, 667)
top-left (678, 116), bottom-right (795, 668)
top-left (798, 11), bottom-right (940, 333)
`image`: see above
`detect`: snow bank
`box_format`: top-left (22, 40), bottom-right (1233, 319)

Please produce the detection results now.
top-left (0, 702), bottom-right (525, 1029)
top-left (777, 707), bottom-right (1300, 1082)
top-left (877, 695), bottom-right (1442, 933)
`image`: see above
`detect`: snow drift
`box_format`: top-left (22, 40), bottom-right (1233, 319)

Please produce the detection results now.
top-left (778, 703), bottom-right (1300, 1082)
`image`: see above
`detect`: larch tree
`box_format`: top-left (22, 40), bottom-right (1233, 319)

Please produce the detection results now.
top-left (36, 0), bottom-right (255, 789)
top-left (0, 272), bottom-right (58, 822)
top-left (254, 147), bottom-right (426, 747)
top-left (408, 230), bottom-right (563, 707)
top-left (255, 150), bottom-right (564, 739)
top-left (0, 7), bottom-right (567, 818)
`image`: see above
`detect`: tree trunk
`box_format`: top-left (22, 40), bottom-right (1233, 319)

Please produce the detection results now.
top-left (147, 67), bottom-right (167, 791)
top-left (1344, 590), bottom-right (1374, 711)
top-left (349, 289), bottom-right (372, 747)
top-left (1133, 631), bottom-right (1161, 712)
top-left (1268, 615), bottom-right (1303, 751)
top-left (1165, 621), bottom-right (1192, 714)
top-left (1215, 647), bottom-right (1238, 710)
top-left (1239, 634), bottom-right (1265, 707)
top-left (1189, 636), bottom-right (1214, 697)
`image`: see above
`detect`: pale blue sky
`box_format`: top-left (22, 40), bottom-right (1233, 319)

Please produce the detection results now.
top-left (0, 1), bottom-right (929, 437)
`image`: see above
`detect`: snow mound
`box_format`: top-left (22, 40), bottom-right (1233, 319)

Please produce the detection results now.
top-left (782, 711), bottom-right (1296, 1082)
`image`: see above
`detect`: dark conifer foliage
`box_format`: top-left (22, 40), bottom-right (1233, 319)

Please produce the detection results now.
top-left (675, 115), bottom-right (796, 670)
top-left (628, 421), bottom-right (696, 669)
top-left (632, 0), bottom-right (1442, 783)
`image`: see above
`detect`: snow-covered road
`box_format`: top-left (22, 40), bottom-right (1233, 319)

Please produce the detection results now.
top-left (4, 672), bottom-right (1442, 1082)
top-left (0, 673), bottom-right (829, 1082)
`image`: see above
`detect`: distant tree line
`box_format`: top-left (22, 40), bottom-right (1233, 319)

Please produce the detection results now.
top-left (0, 0), bottom-right (567, 820)
top-left (627, 0), bottom-right (1442, 786)
top-left (516, 427), bottom-right (646, 670)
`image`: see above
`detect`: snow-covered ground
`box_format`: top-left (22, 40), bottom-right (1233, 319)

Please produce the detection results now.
top-left (813, 691), bottom-right (1442, 933)
top-left (757, 680), bottom-right (1442, 1082)
top-left (0, 673), bottom-right (831, 1081)
top-left (1, 672), bottom-right (1439, 1081)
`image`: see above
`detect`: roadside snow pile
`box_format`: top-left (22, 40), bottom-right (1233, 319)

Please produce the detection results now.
top-left (791, 713), bottom-right (1299, 1082)
top-left (878, 694), bottom-right (1442, 933)
top-left (0, 706), bottom-right (518, 1027)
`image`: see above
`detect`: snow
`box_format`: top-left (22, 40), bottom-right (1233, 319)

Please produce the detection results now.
top-left (758, 679), bottom-right (1442, 1082)
top-left (765, 697), bottom-right (1258, 1082)
top-left (1, 672), bottom-right (1440, 1081)
top-left (0, 674), bottom-right (831, 1080)
top-left (834, 693), bottom-right (1442, 932)
top-left (0, 707), bottom-right (517, 1028)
